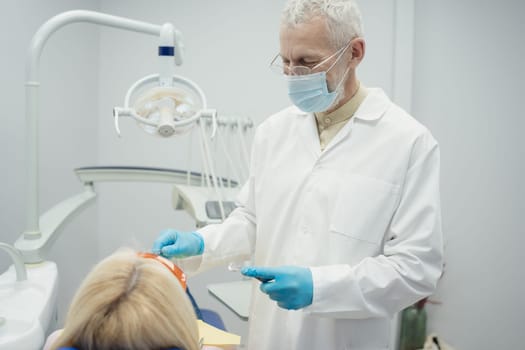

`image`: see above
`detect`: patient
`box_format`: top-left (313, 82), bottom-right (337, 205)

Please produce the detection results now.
top-left (45, 248), bottom-right (201, 350)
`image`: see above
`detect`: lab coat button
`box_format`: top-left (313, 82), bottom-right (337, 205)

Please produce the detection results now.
top-left (324, 117), bottom-right (332, 124)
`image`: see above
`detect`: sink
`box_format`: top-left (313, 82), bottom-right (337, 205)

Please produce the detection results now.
top-left (0, 261), bottom-right (58, 350)
top-left (0, 318), bottom-right (43, 349)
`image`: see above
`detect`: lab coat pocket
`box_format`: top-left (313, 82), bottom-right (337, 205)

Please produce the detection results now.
top-left (330, 175), bottom-right (400, 245)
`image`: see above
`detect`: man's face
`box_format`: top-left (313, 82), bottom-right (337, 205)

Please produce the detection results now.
top-left (279, 16), bottom-right (349, 92)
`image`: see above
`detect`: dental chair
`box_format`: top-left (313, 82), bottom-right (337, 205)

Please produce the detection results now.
top-left (187, 287), bottom-right (226, 331)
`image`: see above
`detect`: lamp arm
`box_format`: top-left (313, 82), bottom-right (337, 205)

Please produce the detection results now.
top-left (26, 10), bottom-right (165, 81)
top-left (23, 10), bottom-right (175, 243)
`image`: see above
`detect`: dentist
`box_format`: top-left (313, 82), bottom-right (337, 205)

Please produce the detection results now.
top-left (153, 1), bottom-right (443, 349)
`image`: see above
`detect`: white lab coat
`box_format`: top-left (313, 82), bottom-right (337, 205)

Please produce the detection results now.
top-left (192, 88), bottom-right (443, 350)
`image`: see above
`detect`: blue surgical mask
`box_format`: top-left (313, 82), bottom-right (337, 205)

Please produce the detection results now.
top-left (286, 71), bottom-right (339, 113)
top-left (279, 41), bottom-right (353, 113)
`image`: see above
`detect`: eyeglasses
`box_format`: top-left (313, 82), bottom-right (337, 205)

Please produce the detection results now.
top-left (269, 41), bottom-right (352, 76)
top-left (138, 252), bottom-right (187, 290)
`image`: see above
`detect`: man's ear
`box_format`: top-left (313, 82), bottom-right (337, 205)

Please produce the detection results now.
top-left (350, 38), bottom-right (366, 67)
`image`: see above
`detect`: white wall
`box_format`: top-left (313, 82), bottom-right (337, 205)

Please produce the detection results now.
top-left (412, 1), bottom-right (525, 348)
top-left (0, 0), bottom-right (101, 326)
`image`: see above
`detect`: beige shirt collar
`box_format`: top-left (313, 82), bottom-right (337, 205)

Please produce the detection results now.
top-left (314, 83), bottom-right (368, 128)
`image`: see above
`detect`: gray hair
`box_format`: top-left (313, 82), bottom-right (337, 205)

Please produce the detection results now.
top-left (281, 0), bottom-right (364, 48)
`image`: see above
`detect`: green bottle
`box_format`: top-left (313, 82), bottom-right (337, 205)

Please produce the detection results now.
top-left (398, 298), bottom-right (427, 350)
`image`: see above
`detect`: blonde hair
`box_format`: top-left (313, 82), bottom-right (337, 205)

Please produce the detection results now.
top-left (50, 249), bottom-right (200, 350)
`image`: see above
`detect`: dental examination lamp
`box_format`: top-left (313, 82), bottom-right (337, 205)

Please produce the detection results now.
top-left (113, 49), bottom-right (217, 138)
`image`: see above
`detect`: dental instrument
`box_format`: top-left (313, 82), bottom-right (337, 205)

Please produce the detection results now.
top-left (227, 262), bottom-right (243, 272)
top-left (171, 115), bottom-right (254, 227)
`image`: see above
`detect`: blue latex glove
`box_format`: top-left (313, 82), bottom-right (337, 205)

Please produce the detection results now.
top-left (241, 266), bottom-right (313, 310)
top-left (151, 229), bottom-right (204, 258)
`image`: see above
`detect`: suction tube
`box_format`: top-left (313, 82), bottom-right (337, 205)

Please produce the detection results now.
top-left (0, 243), bottom-right (27, 281)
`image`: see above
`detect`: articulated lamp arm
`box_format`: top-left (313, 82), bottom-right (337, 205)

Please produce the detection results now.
top-left (19, 10), bottom-right (182, 263)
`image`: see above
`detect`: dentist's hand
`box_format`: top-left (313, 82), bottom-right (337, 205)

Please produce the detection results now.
top-left (241, 266), bottom-right (313, 310)
top-left (151, 229), bottom-right (204, 258)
